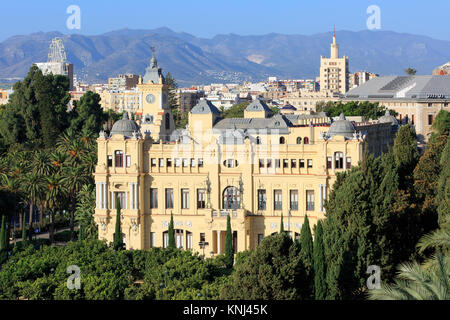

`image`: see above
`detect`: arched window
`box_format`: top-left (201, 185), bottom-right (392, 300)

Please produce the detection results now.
top-left (296, 137), bottom-right (302, 144)
top-left (165, 113), bottom-right (170, 130)
top-left (256, 136), bottom-right (261, 145)
top-left (223, 186), bottom-right (240, 209)
top-left (303, 137), bottom-right (309, 144)
top-left (279, 137), bottom-right (285, 144)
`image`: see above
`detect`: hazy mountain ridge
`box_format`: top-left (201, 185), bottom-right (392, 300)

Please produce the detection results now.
top-left (0, 27), bottom-right (449, 85)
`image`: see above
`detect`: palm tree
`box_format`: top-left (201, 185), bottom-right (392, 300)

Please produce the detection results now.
top-left (370, 218), bottom-right (450, 300)
top-left (1, 175), bottom-right (24, 231)
top-left (74, 184), bottom-right (97, 240)
top-left (20, 172), bottom-right (44, 229)
top-left (45, 174), bottom-right (65, 244)
top-left (369, 254), bottom-right (449, 300)
top-left (32, 151), bottom-right (54, 176)
top-left (61, 165), bottom-right (89, 240)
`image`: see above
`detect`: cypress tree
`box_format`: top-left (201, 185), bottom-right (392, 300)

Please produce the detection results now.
top-left (393, 124), bottom-right (419, 188)
top-left (0, 215), bottom-right (6, 251)
top-left (225, 214), bottom-right (234, 268)
top-left (168, 211), bottom-right (175, 249)
top-left (280, 214), bottom-right (284, 234)
top-left (436, 136), bottom-right (450, 228)
top-left (299, 214), bottom-right (314, 299)
top-left (113, 197), bottom-right (124, 250)
top-left (313, 220), bottom-right (327, 300)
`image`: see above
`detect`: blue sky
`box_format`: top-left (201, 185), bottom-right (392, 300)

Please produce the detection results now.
top-left (1, 0), bottom-right (449, 41)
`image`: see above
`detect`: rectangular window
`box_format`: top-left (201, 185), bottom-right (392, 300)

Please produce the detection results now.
top-left (274, 190), bottom-right (282, 210)
top-left (259, 159), bottom-right (265, 168)
top-left (159, 158), bottom-right (164, 167)
top-left (151, 158), bottom-right (157, 167)
top-left (335, 153), bottom-right (343, 169)
top-left (150, 232), bottom-right (155, 248)
top-left (291, 159), bottom-right (297, 168)
top-left (174, 158), bottom-right (180, 167)
top-left (150, 188), bottom-right (158, 209)
top-left (190, 158), bottom-right (196, 167)
top-left (198, 158), bottom-right (204, 167)
top-left (165, 188), bottom-right (174, 209)
top-left (267, 159), bottom-right (272, 168)
top-left (257, 234), bottom-right (264, 245)
top-left (181, 189), bottom-right (189, 209)
top-left (306, 190), bottom-right (315, 211)
top-left (299, 159), bottom-right (305, 168)
top-left (411, 114), bottom-right (415, 125)
top-left (186, 232), bottom-right (193, 249)
top-left (346, 157), bottom-right (352, 169)
top-left (107, 155), bottom-right (113, 167)
top-left (290, 190), bottom-right (298, 211)
top-left (167, 158), bottom-right (172, 167)
top-left (197, 189), bottom-right (206, 209)
top-left (163, 232), bottom-right (168, 248)
top-left (257, 189), bottom-right (266, 210)
top-left (307, 159), bottom-right (313, 168)
top-left (200, 233), bottom-right (205, 242)
top-left (115, 192), bottom-right (126, 209)
top-left (275, 159), bottom-right (280, 168)
top-left (126, 155), bottom-right (131, 167)
top-left (327, 157), bottom-right (332, 169)
top-left (283, 159), bottom-right (289, 168)
top-left (115, 151), bottom-right (124, 167)
top-left (182, 158), bottom-right (188, 167)
top-left (428, 114), bottom-right (433, 125)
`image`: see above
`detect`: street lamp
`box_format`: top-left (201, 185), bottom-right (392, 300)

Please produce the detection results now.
top-left (198, 241), bottom-right (209, 258)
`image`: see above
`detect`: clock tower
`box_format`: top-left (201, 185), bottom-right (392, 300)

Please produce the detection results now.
top-left (137, 49), bottom-right (175, 142)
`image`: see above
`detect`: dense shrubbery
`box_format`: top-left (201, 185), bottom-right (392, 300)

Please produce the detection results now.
top-left (0, 240), bottom-right (232, 300)
top-left (316, 101), bottom-right (392, 119)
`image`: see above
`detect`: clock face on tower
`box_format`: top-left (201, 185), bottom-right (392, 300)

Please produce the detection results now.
top-left (145, 94), bottom-right (155, 104)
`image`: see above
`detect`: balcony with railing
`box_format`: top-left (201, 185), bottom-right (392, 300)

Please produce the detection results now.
top-left (211, 209), bottom-right (245, 220)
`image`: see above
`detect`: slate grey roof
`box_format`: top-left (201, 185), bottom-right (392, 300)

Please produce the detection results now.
top-left (143, 54), bottom-right (165, 84)
top-left (345, 75), bottom-right (450, 100)
top-left (213, 114), bottom-right (290, 134)
top-left (327, 113), bottom-right (355, 138)
top-left (110, 112), bottom-right (140, 138)
top-left (191, 99), bottom-right (221, 114)
top-left (283, 113), bottom-right (330, 125)
top-left (245, 98), bottom-right (272, 113)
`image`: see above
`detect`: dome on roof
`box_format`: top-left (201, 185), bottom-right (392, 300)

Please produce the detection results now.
top-left (327, 113), bottom-right (355, 138)
top-left (378, 110), bottom-right (399, 126)
top-left (110, 112), bottom-right (140, 138)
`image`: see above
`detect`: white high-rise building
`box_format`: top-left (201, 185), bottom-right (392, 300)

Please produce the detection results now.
top-left (319, 27), bottom-right (349, 95)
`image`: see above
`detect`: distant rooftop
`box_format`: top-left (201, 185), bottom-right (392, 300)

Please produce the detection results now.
top-left (345, 75), bottom-right (450, 100)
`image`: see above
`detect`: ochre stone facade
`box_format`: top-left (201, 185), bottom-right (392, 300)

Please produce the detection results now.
top-left (94, 55), bottom-right (394, 255)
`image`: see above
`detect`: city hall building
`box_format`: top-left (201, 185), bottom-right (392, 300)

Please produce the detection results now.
top-left (93, 53), bottom-right (397, 255)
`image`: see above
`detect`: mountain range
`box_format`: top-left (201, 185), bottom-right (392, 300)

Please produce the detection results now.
top-left (0, 27), bottom-right (449, 86)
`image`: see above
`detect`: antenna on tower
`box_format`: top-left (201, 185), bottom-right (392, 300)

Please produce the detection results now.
top-left (48, 38), bottom-right (67, 63)
top-left (333, 25), bottom-right (336, 37)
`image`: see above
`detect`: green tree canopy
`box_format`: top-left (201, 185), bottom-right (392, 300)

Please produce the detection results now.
top-left (69, 91), bottom-right (105, 136)
top-left (317, 101), bottom-right (391, 120)
top-left (0, 65), bottom-right (71, 151)
top-left (220, 233), bottom-right (305, 300)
